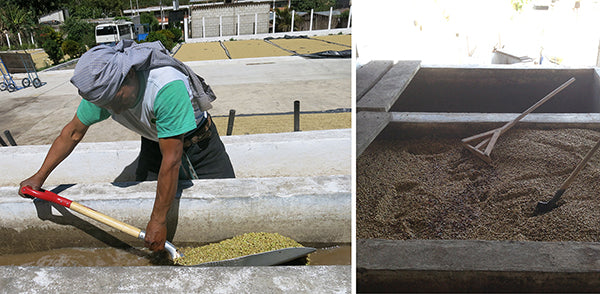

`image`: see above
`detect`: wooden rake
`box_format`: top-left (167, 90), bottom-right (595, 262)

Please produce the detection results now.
top-left (461, 77), bottom-right (576, 164)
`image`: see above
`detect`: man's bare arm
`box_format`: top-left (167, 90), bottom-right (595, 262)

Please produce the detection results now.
top-left (19, 114), bottom-right (89, 196)
top-left (144, 134), bottom-right (184, 251)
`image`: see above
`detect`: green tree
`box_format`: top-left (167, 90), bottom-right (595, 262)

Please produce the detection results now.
top-left (140, 12), bottom-right (159, 32)
top-left (275, 8), bottom-right (303, 32)
top-left (291, 0), bottom-right (336, 12)
top-left (67, 1), bottom-right (104, 19)
top-left (4, 0), bottom-right (64, 20)
top-left (0, 4), bottom-right (35, 38)
top-left (62, 17), bottom-right (95, 48)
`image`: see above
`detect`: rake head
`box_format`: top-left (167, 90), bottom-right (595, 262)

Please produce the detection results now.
top-left (461, 128), bottom-right (503, 164)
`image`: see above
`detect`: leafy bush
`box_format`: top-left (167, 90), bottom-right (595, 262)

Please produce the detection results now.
top-left (144, 30), bottom-right (175, 51)
top-left (61, 39), bottom-right (85, 58)
top-left (43, 39), bottom-right (64, 65)
top-left (35, 25), bottom-right (63, 46)
top-left (168, 27), bottom-right (182, 43)
top-left (36, 25), bottom-right (64, 65)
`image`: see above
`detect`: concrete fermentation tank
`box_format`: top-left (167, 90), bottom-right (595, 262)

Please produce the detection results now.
top-left (0, 129), bottom-right (351, 292)
top-left (357, 61), bottom-right (600, 292)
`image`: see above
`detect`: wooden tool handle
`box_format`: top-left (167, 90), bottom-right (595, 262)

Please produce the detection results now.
top-left (21, 186), bottom-right (142, 239)
top-left (558, 136), bottom-right (600, 190)
top-left (500, 77), bottom-right (575, 133)
top-left (68, 202), bottom-right (142, 238)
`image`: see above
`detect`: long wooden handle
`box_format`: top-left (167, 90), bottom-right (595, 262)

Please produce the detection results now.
top-left (21, 186), bottom-right (142, 238)
top-left (558, 136), bottom-right (600, 190)
top-left (68, 201), bottom-right (142, 238)
top-left (22, 186), bottom-right (182, 259)
top-left (499, 77), bottom-right (575, 133)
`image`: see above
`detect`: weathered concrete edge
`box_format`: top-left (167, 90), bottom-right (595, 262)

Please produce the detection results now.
top-left (357, 60), bottom-right (421, 112)
top-left (356, 60), bottom-right (394, 101)
top-left (0, 129), bottom-right (351, 185)
top-left (390, 112), bottom-right (600, 124)
top-left (357, 239), bottom-right (600, 292)
top-left (357, 111), bottom-right (390, 157)
top-left (1, 265), bottom-right (351, 293)
top-left (0, 176), bottom-right (351, 245)
top-left (376, 112), bottom-right (600, 141)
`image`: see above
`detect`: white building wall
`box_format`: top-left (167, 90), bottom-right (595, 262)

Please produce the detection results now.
top-left (191, 2), bottom-right (270, 38)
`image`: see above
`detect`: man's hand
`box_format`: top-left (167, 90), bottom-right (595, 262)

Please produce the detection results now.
top-left (18, 175), bottom-right (45, 198)
top-left (145, 218), bottom-right (167, 251)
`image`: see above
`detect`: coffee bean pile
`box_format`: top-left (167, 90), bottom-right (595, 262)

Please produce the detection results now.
top-left (174, 232), bottom-right (304, 266)
top-left (357, 128), bottom-right (600, 242)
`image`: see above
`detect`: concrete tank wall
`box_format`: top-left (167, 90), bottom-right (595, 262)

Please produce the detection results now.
top-left (0, 129), bottom-right (351, 186)
top-left (392, 66), bottom-right (598, 113)
top-left (0, 175), bottom-right (350, 254)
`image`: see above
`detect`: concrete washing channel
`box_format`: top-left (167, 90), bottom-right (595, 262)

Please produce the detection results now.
top-left (357, 62), bottom-right (600, 292)
top-left (0, 129), bottom-right (351, 292)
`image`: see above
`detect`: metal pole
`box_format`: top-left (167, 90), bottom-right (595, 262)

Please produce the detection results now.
top-left (294, 100), bottom-right (300, 132)
top-left (291, 10), bottom-right (295, 33)
top-left (347, 6), bottom-right (352, 29)
top-left (4, 130), bottom-right (17, 146)
top-left (273, 9), bottom-right (276, 33)
top-left (309, 9), bottom-right (313, 31)
top-left (130, 0), bottom-right (134, 16)
top-left (227, 109), bottom-right (236, 136)
top-left (328, 7), bottom-right (332, 31)
top-left (160, 0), bottom-right (166, 29)
top-left (237, 15), bottom-right (240, 36)
top-left (184, 16), bottom-right (189, 42)
top-left (219, 16), bottom-right (222, 37)
top-left (202, 17), bottom-right (205, 38)
top-left (6, 34), bottom-right (11, 49)
top-left (254, 13), bottom-right (258, 34)
top-left (18, 33), bottom-right (22, 46)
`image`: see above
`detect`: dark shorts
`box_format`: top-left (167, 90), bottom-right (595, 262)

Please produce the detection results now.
top-left (135, 115), bottom-right (235, 181)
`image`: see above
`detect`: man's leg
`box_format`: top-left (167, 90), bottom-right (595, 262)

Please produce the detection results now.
top-left (185, 116), bottom-right (235, 179)
top-left (135, 136), bottom-right (162, 181)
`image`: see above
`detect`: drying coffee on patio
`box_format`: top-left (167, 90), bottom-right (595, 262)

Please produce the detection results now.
top-left (357, 128), bottom-right (600, 242)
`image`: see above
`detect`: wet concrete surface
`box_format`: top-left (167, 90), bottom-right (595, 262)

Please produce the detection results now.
top-left (0, 245), bottom-right (350, 267)
top-left (2, 265), bottom-right (351, 293)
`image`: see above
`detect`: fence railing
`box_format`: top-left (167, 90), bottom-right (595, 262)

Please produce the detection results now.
top-left (185, 6), bottom-right (352, 42)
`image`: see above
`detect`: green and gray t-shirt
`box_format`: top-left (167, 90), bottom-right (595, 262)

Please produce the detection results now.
top-left (76, 66), bottom-right (204, 141)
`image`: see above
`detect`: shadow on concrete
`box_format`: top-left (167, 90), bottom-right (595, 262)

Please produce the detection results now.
top-left (33, 198), bottom-right (148, 258)
top-left (30, 182), bottom-right (193, 261)
top-left (112, 155), bottom-right (140, 183)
